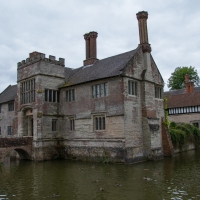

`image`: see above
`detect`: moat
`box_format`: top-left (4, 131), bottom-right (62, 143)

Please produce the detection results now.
top-left (1, 150), bottom-right (200, 200)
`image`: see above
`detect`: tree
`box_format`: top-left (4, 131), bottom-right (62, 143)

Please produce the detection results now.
top-left (167, 66), bottom-right (200, 90)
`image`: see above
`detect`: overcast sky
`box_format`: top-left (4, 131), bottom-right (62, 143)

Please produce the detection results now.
top-left (0, 0), bottom-right (199, 92)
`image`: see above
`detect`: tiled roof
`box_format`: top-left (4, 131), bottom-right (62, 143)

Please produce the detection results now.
top-left (164, 87), bottom-right (200, 108)
top-left (0, 85), bottom-right (17, 104)
top-left (63, 49), bottom-right (138, 87)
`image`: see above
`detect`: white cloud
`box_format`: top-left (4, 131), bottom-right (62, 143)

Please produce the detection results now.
top-left (0, 0), bottom-right (200, 92)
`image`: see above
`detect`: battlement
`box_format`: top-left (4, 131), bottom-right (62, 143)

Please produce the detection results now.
top-left (17, 51), bottom-right (65, 69)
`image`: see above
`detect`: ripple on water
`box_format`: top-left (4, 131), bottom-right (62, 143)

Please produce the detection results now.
top-left (0, 150), bottom-right (200, 199)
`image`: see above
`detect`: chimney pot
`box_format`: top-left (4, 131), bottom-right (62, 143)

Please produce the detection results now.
top-left (185, 74), bottom-right (189, 83)
top-left (185, 74), bottom-right (194, 93)
top-left (83, 31), bottom-right (98, 66)
top-left (136, 11), bottom-right (151, 53)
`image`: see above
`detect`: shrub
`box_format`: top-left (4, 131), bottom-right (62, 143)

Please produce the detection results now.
top-left (169, 122), bottom-right (200, 147)
top-left (169, 122), bottom-right (177, 129)
top-left (170, 128), bottom-right (186, 147)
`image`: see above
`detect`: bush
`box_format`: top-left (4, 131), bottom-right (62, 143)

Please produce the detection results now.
top-left (169, 122), bottom-right (177, 129)
top-left (169, 122), bottom-right (200, 147)
top-left (170, 128), bottom-right (186, 147)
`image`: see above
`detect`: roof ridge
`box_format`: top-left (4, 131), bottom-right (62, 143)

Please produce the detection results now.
top-left (96, 49), bottom-right (137, 62)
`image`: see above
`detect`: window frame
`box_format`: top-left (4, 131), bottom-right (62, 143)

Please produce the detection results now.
top-left (69, 118), bottom-right (75, 131)
top-left (155, 86), bottom-right (163, 99)
top-left (128, 80), bottom-right (137, 96)
top-left (94, 115), bottom-right (106, 131)
top-left (8, 126), bottom-right (12, 136)
top-left (193, 122), bottom-right (199, 129)
top-left (52, 119), bottom-right (57, 132)
top-left (66, 89), bottom-right (75, 102)
top-left (8, 102), bottom-right (14, 111)
top-left (45, 89), bottom-right (60, 103)
top-left (21, 78), bottom-right (35, 104)
top-left (92, 83), bottom-right (108, 98)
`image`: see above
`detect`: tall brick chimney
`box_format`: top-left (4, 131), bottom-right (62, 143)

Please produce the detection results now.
top-left (185, 74), bottom-right (194, 93)
top-left (136, 11), bottom-right (151, 53)
top-left (83, 31), bottom-right (98, 66)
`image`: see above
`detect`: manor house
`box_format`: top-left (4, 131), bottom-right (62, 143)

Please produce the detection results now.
top-left (0, 11), bottom-right (165, 163)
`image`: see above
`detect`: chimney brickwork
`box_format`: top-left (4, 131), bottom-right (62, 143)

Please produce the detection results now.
top-left (136, 11), bottom-right (151, 53)
top-left (185, 74), bottom-right (194, 93)
top-left (83, 31), bottom-right (98, 66)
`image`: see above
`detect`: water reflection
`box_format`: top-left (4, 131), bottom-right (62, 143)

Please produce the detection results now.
top-left (0, 150), bottom-right (200, 200)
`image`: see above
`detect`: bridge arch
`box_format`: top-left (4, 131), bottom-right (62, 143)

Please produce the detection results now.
top-left (1, 147), bottom-right (32, 161)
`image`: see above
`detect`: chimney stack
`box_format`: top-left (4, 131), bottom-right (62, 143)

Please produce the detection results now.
top-left (185, 74), bottom-right (194, 93)
top-left (83, 31), bottom-right (98, 66)
top-left (136, 11), bottom-right (151, 53)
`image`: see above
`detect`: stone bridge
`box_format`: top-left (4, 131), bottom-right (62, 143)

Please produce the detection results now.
top-left (0, 137), bottom-right (33, 161)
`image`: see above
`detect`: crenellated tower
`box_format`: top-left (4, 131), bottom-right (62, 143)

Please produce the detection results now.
top-left (17, 52), bottom-right (65, 160)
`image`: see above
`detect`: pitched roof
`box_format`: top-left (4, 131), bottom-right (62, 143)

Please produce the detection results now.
top-left (63, 49), bottom-right (138, 87)
top-left (164, 87), bottom-right (200, 108)
top-left (0, 85), bottom-right (17, 104)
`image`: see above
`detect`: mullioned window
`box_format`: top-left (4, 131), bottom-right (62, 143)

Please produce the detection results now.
top-left (21, 79), bottom-right (35, 104)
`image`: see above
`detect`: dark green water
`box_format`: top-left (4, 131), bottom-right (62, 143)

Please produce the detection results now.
top-left (1, 150), bottom-right (200, 200)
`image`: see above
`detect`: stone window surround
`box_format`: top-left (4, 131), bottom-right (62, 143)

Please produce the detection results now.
top-left (8, 101), bottom-right (14, 111)
top-left (8, 126), bottom-right (12, 136)
top-left (45, 89), bottom-right (60, 102)
top-left (191, 120), bottom-right (200, 129)
top-left (92, 82), bottom-right (108, 98)
top-left (128, 80), bottom-right (137, 96)
top-left (66, 89), bottom-right (75, 102)
top-left (52, 119), bottom-right (57, 132)
top-left (69, 117), bottom-right (75, 131)
top-left (20, 78), bottom-right (35, 104)
top-left (93, 114), bottom-right (106, 131)
top-left (155, 86), bottom-right (163, 99)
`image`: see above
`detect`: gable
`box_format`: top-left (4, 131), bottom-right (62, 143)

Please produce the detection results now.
top-left (0, 85), bottom-right (17, 104)
top-left (150, 55), bottom-right (164, 85)
top-left (122, 47), bottom-right (144, 79)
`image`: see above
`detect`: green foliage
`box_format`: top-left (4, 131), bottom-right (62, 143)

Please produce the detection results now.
top-left (170, 121), bottom-right (177, 128)
top-left (167, 66), bottom-right (200, 90)
top-left (101, 151), bottom-right (109, 164)
top-left (164, 111), bottom-right (170, 126)
top-left (163, 97), bottom-right (168, 109)
top-left (163, 97), bottom-right (170, 126)
top-left (169, 122), bottom-right (200, 147)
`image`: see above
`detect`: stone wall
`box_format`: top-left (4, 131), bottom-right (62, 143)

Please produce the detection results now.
top-left (0, 137), bottom-right (33, 160)
top-left (169, 113), bottom-right (200, 127)
top-left (0, 102), bottom-right (16, 137)
top-left (173, 143), bottom-right (196, 154)
top-left (59, 76), bottom-right (125, 139)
